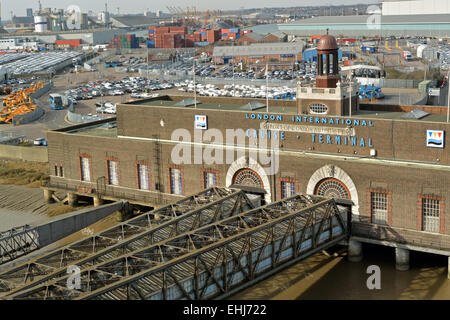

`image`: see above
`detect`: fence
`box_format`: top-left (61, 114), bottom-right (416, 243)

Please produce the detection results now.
top-left (11, 81), bottom-right (53, 126)
top-left (30, 81), bottom-right (54, 99)
top-left (67, 107), bottom-right (111, 124)
top-left (86, 50), bottom-right (115, 66)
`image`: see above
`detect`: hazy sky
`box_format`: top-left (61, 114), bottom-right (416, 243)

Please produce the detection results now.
top-left (2, 0), bottom-right (379, 20)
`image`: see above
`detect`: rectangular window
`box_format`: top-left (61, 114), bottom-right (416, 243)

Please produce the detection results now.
top-left (422, 198), bottom-right (440, 233)
top-left (281, 181), bottom-right (296, 199)
top-left (204, 172), bottom-right (217, 189)
top-left (107, 160), bottom-right (119, 186)
top-left (138, 164), bottom-right (149, 190)
top-left (170, 168), bottom-right (182, 195)
top-left (80, 157), bottom-right (91, 181)
top-left (371, 192), bottom-right (388, 225)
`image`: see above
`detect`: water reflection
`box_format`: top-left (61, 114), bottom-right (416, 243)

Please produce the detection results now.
top-left (298, 244), bottom-right (450, 300)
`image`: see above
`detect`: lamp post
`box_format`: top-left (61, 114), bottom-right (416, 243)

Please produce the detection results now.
top-left (349, 76), bottom-right (352, 118)
top-left (447, 72), bottom-right (450, 123)
top-left (266, 64), bottom-right (269, 113)
top-left (193, 59), bottom-right (197, 109)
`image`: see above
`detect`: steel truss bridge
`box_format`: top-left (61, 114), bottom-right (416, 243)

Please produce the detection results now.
top-left (0, 187), bottom-right (257, 297)
top-left (0, 188), bottom-right (350, 300)
top-left (0, 226), bottom-right (39, 265)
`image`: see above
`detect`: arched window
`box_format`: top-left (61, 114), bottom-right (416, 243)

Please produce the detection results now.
top-left (314, 178), bottom-right (351, 200)
top-left (309, 103), bottom-right (329, 115)
top-left (232, 169), bottom-right (264, 188)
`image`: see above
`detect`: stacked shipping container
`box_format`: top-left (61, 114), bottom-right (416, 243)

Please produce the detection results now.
top-left (109, 34), bottom-right (140, 49)
top-left (148, 27), bottom-right (222, 48)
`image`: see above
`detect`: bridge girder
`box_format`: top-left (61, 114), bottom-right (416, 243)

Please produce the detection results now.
top-left (9, 194), bottom-right (348, 300)
top-left (0, 187), bottom-right (257, 297)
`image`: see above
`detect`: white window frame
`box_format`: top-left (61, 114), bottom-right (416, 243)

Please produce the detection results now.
top-left (309, 103), bottom-right (329, 115)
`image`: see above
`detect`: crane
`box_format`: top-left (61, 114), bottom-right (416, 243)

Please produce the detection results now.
top-left (204, 10), bottom-right (209, 29)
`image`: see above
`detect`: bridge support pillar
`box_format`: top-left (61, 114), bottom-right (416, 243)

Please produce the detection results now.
top-left (348, 239), bottom-right (363, 262)
top-left (395, 247), bottom-right (410, 271)
top-left (93, 196), bottom-right (104, 207)
top-left (44, 189), bottom-right (54, 204)
top-left (68, 193), bottom-right (78, 207)
top-left (448, 257), bottom-right (450, 279)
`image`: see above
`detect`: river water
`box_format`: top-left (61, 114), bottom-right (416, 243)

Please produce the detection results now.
top-left (232, 243), bottom-right (450, 300)
top-left (298, 244), bottom-right (450, 300)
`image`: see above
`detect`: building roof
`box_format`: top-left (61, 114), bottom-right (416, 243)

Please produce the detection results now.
top-left (111, 15), bottom-right (161, 27)
top-left (213, 41), bottom-right (305, 57)
top-left (244, 33), bottom-right (265, 41)
top-left (282, 13), bottom-right (450, 26)
top-left (266, 31), bottom-right (287, 39)
top-left (317, 35), bottom-right (338, 50)
top-left (247, 24), bottom-right (280, 35)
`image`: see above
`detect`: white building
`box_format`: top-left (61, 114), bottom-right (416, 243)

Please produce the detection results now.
top-left (382, 0), bottom-right (450, 16)
top-left (0, 39), bottom-right (21, 50)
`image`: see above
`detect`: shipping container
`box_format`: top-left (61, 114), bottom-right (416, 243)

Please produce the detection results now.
top-left (55, 39), bottom-right (82, 47)
top-left (194, 41), bottom-right (210, 47)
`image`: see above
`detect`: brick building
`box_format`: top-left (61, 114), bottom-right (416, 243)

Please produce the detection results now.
top-left (44, 35), bottom-right (450, 272)
top-left (212, 42), bottom-right (305, 65)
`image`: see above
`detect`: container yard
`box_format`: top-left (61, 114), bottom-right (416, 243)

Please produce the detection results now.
top-left (109, 34), bottom-right (140, 49)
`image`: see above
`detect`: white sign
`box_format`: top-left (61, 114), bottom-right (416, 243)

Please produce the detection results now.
top-left (428, 88), bottom-right (440, 96)
top-left (195, 115), bottom-right (208, 130)
top-left (260, 122), bottom-right (356, 136)
top-left (426, 130), bottom-right (444, 148)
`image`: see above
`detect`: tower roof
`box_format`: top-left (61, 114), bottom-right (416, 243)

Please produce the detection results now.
top-left (317, 35), bottom-right (338, 50)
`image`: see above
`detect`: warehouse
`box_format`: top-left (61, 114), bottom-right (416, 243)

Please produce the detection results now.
top-left (44, 35), bottom-right (450, 270)
top-left (0, 29), bottom-right (129, 45)
top-left (212, 42), bottom-right (305, 65)
top-left (278, 14), bottom-right (450, 38)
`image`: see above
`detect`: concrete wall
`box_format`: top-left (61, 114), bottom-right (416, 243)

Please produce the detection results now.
top-left (34, 201), bottom-right (126, 247)
top-left (0, 145), bottom-right (48, 162)
top-left (12, 106), bottom-right (44, 126)
top-left (30, 81), bottom-right (54, 99)
top-left (11, 81), bottom-right (53, 126)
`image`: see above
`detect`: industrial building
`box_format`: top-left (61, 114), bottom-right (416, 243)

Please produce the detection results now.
top-left (278, 14), bottom-right (450, 38)
top-left (247, 1), bottom-right (450, 38)
top-left (212, 42), bottom-right (305, 65)
top-left (44, 35), bottom-right (450, 274)
top-left (237, 31), bottom-right (287, 46)
top-left (0, 29), bottom-right (129, 46)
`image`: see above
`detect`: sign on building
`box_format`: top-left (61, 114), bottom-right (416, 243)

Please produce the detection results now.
top-left (195, 115), bottom-right (208, 130)
top-left (426, 130), bottom-right (444, 148)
